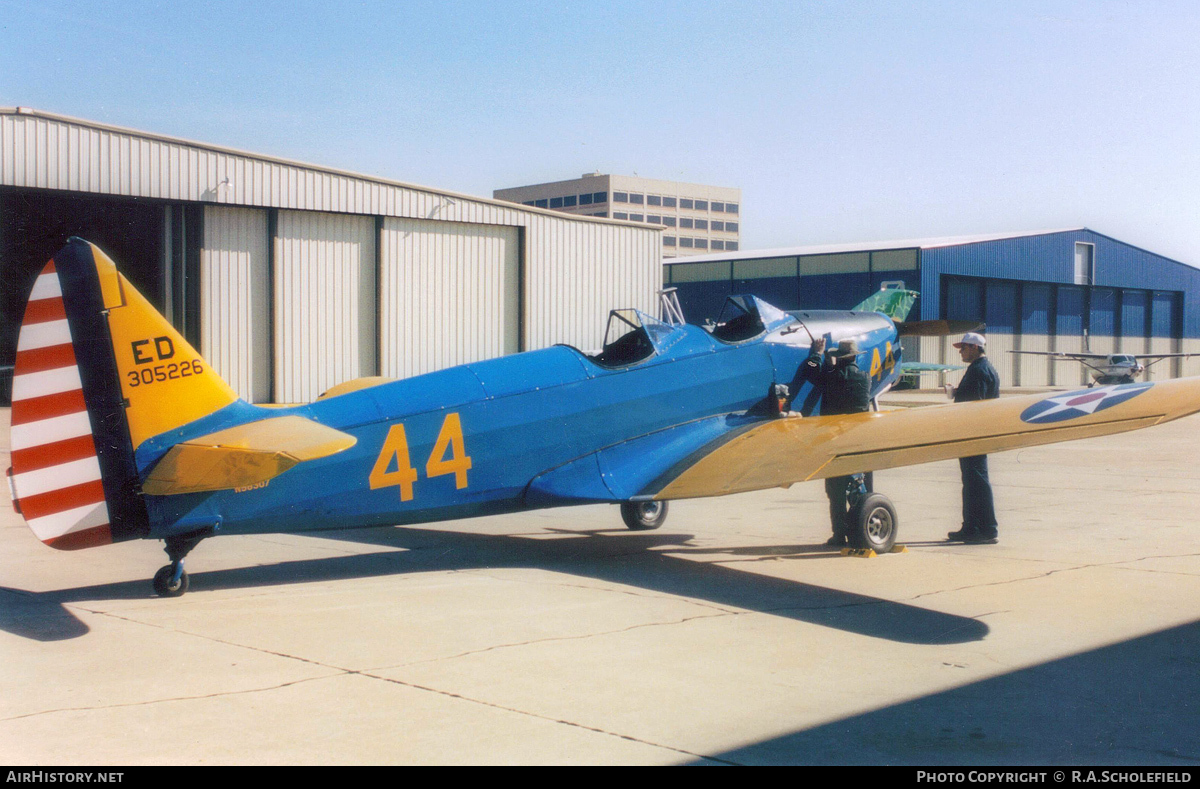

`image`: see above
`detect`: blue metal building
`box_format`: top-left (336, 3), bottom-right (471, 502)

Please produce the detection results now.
top-left (664, 229), bottom-right (1200, 387)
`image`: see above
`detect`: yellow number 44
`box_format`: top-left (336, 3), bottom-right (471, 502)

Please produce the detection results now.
top-left (370, 413), bottom-right (473, 501)
top-left (369, 424), bottom-right (419, 501)
top-left (426, 412), bottom-right (472, 489)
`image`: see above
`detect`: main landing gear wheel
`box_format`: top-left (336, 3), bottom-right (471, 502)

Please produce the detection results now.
top-left (153, 565), bottom-right (189, 597)
top-left (848, 493), bottom-right (898, 553)
top-left (621, 500), bottom-right (668, 530)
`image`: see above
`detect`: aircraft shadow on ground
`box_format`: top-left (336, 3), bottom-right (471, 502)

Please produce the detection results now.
top-left (693, 618), bottom-right (1200, 766)
top-left (1, 524), bottom-right (988, 646)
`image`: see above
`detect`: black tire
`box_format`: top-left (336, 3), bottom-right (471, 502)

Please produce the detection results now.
top-left (848, 493), bottom-right (897, 553)
top-left (153, 565), bottom-right (189, 597)
top-left (621, 500), bottom-right (668, 531)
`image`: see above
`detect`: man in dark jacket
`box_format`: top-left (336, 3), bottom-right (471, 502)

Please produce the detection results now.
top-left (947, 332), bottom-right (1001, 544)
top-left (805, 337), bottom-right (873, 546)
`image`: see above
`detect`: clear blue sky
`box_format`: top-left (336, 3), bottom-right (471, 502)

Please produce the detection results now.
top-left (3, 0), bottom-right (1199, 264)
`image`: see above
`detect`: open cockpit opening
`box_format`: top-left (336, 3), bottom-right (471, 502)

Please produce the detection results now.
top-left (585, 309), bottom-right (677, 368)
top-left (708, 295), bottom-right (769, 343)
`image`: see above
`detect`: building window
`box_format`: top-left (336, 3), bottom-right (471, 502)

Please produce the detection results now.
top-left (630, 213), bottom-right (644, 222)
top-left (680, 238), bottom-right (694, 248)
top-left (726, 241), bottom-right (738, 251)
top-left (663, 216), bottom-right (676, 227)
top-left (614, 192), bottom-right (629, 203)
top-left (664, 236), bottom-right (676, 246)
top-left (711, 240), bottom-right (725, 250)
top-left (712, 202), bottom-right (725, 212)
top-left (712, 221), bottom-right (724, 231)
top-left (680, 218), bottom-right (694, 229)
top-left (648, 195), bottom-right (662, 206)
top-left (694, 238), bottom-right (708, 249)
top-left (680, 198), bottom-right (694, 209)
top-left (725, 221), bottom-right (738, 232)
top-left (550, 197), bottom-right (564, 209)
top-left (593, 192), bottom-right (607, 203)
top-left (535, 199), bottom-right (548, 208)
top-left (694, 200), bottom-right (708, 211)
top-left (613, 212), bottom-right (629, 220)
top-left (663, 197), bottom-right (677, 208)
top-left (695, 219), bottom-right (708, 230)
top-left (648, 215), bottom-right (661, 224)
top-left (592, 211), bottom-right (608, 217)
top-left (563, 195), bottom-right (577, 207)
top-left (726, 203), bottom-right (739, 214)
top-left (629, 193), bottom-right (644, 204)
top-left (523, 200), bottom-right (536, 206)
top-left (580, 193), bottom-right (594, 205)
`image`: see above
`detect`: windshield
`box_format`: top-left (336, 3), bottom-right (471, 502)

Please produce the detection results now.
top-left (708, 295), bottom-right (793, 343)
top-left (588, 309), bottom-right (673, 367)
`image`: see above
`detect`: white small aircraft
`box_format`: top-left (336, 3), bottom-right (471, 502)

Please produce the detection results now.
top-left (1011, 346), bottom-right (1200, 386)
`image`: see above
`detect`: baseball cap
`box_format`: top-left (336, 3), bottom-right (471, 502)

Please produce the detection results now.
top-left (952, 332), bottom-right (986, 349)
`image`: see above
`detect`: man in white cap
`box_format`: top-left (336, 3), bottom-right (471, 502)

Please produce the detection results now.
top-left (947, 332), bottom-right (1000, 544)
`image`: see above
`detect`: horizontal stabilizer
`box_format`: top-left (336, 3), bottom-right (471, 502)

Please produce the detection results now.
top-left (898, 361), bottom-right (965, 374)
top-left (142, 416), bottom-right (357, 495)
top-left (896, 319), bottom-right (985, 337)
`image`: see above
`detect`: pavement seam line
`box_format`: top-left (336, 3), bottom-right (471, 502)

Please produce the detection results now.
top-left (0, 674), bottom-right (339, 722)
top-left (42, 600), bottom-right (738, 763)
top-left (36, 599), bottom-right (740, 764)
top-left (379, 610), bottom-right (734, 669)
top-left (905, 554), bottom-right (1200, 603)
top-left (353, 671), bottom-right (741, 766)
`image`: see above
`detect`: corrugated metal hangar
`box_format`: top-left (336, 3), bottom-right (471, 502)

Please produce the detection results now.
top-left (0, 107), bottom-right (662, 404)
top-left (667, 229), bottom-right (1200, 387)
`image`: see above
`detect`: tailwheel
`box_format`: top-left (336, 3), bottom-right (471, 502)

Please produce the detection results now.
top-left (848, 493), bottom-right (898, 553)
top-left (152, 529), bottom-right (211, 597)
top-left (621, 500), bottom-right (668, 531)
top-left (153, 564), bottom-right (189, 597)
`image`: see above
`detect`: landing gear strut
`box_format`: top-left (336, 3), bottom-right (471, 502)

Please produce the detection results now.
top-left (152, 531), bottom-right (210, 597)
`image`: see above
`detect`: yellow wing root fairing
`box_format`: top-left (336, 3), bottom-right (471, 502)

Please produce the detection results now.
top-left (142, 416), bottom-right (357, 495)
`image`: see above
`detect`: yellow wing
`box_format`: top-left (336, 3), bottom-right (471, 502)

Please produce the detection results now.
top-left (142, 416), bottom-right (357, 495)
top-left (654, 378), bottom-right (1200, 500)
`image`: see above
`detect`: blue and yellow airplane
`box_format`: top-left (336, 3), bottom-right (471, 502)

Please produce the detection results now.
top-left (9, 239), bottom-right (1200, 596)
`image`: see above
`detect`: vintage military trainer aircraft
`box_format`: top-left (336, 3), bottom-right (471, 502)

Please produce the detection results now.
top-left (9, 240), bottom-right (1200, 596)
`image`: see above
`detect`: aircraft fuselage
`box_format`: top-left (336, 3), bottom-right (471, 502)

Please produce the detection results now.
top-left (136, 309), bottom-right (900, 539)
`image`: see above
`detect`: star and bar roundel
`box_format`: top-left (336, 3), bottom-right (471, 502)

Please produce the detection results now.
top-left (1020, 382), bottom-right (1155, 424)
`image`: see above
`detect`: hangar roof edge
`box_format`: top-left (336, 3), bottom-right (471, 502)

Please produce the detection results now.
top-left (0, 106), bottom-right (657, 230)
top-left (671, 228), bottom-right (1197, 271)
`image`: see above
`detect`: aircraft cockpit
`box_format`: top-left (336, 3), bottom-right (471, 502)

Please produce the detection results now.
top-left (707, 294), bottom-right (795, 343)
top-left (586, 309), bottom-right (678, 368)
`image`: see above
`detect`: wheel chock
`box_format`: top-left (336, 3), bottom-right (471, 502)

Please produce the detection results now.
top-left (839, 545), bottom-right (907, 558)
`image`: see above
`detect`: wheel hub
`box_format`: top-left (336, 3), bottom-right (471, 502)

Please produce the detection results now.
top-left (865, 506), bottom-right (893, 543)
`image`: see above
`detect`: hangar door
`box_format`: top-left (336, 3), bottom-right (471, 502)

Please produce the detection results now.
top-left (201, 206), bottom-right (270, 403)
top-left (275, 211), bottom-right (377, 403)
top-left (379, 218), bottom-right (520, 379)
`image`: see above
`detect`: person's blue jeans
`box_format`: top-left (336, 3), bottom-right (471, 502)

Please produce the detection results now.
top-left (959, 455), bottom-right (998, 535)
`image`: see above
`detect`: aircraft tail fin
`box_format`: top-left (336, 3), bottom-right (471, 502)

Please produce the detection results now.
top-left (853, 286), bottom-right (919, 322)
top-left (8, 239), bottom-right (239, 550)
